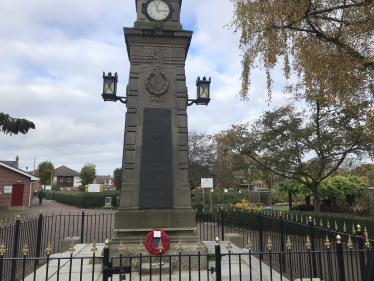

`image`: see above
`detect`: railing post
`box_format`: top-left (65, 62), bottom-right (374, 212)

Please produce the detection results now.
top-left (336, 235), bottom-right (345, 281)
top-left (215, 237), bottom-right (222, 281)
top-left (308, 216), bottom-right (317, 278)
top-left (35, 211), bottom-right (43, 266)
top-left (221, 207), bottom-right (224, 241)
top-left (279, 212), bottom-right (285, 269)
top-left (10, 215), bottom-right (21, 281)
top-left (80, 209), bottom-right (85, 243)
top-left (357, 224), bottom-right (366, 280)
top-left (363, 248), bottom-right (374, 281)
top-left (102, 239), bottom-right (110, 281)
top-left (0, 241), bottom-right (6, 281)
top-left (258, 210), bottom-right (263, 254)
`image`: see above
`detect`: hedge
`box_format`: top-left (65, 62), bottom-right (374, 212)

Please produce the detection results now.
top-left (43, 190), bottom-right (120, 208)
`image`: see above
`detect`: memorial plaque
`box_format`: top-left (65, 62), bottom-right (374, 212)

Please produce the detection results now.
top-left (139, 108), bottom-right (173, 209)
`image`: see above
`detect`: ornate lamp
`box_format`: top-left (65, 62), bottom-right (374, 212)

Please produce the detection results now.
top-left (101, 72), bottom-right (126, 104)
top-left (188, 76), bottom-right (211, 106)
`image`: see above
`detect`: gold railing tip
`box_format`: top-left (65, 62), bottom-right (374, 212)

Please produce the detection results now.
top-left (138, 239), bottom-right (145, 253)
top-left (335, 221), bottom-right (338, 231)
top-left (343, 222), bottom-right (347, 232)
top-left (82, 208), bottom-right (85, 212)
top-left (45, 240), bottom-right (52, 255)
top-left (202, 208), bottom-right (204, 213)
top-left (177, 239), bottom-right (183, 253)
top-left (357, 224), bottom-right (361, 231)
top-left (196, 238), bottom-right (202, 251)
top-left (247, 237), bottom-right (252, 250)
top-left (16, 215), bottom-right (21, 220)
top-left (91, 240), bottom-right (98, 254)
top-left (306, 235), bottom-right (311, 249)
top-left (347, 236), bottom-right (353, 249)
top-left (365, 235), bottom-right (370, 249)
top-left (286, 236), bottom-right (292, 249)
top-left (157, 239), bottom-right (163, 253)
top-left (325, 236), bottom-right (331, 249)
top-left (0, 241), bottom-right (6, 255)
top-left (69, 241), bottom-right (76, 254)
top-left (267, 236), bottom-right (272, 250)
top-left (336, 234), bottom-right (342, 243)
top-left (105, 239), bottom-right (109, 248)
top-left (227, 237), bottom-right (232, 251)
top-left (215, 237), bottom-right (220, 246)
top-left (22, 242), bottom-right (29, 256)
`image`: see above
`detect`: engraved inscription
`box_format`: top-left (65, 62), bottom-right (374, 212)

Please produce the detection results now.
top-left (139, 108), bottom-right (173, 209)
top-left (130, 46), bottom-right (185, 59)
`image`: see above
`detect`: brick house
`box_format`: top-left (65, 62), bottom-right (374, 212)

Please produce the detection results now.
top-left (93, 175), bottom-right (114, 190)
top-left (55, 166), bottom-right (80, 190)
top-left (0, 158), bottom-right (39, 208)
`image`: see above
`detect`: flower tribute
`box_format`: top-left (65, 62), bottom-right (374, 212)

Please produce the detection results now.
top-left (144, 229), bottom-right (170, 255)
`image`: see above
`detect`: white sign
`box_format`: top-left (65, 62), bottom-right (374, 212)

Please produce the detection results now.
top-left (45, 185), bottom-right (51, 191)
top-left (87, 184), bottom-right (101, 192)
top-left (154, 231), bottom-right (161, 238)
top-left (4, 186), bottom-right (12, 193)
top-left (201, 178), bottom-right (213, 188)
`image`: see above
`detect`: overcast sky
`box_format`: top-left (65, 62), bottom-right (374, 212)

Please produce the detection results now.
top-left (0, 0), bottom-right (290, 175)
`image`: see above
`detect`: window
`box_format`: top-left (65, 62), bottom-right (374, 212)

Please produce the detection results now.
top-left (60, 178), bottom-right (63, 182)
top-left (67, 178), bottom-right (71, 183)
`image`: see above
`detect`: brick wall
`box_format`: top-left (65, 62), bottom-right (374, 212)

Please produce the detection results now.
top-left (0, 165), bottom-right (32, 208)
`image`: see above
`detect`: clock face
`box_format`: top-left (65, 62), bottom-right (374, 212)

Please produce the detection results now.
top-left (146, 0), bottom-right (171, 21)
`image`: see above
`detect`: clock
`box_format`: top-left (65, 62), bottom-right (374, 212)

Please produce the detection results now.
top-left (143, 0), bottom-right (172, 22)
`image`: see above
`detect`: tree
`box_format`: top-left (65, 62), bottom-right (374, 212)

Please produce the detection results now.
top-left (38, 161), bottom-right (55, 186)
top-left (319, 176), bottom-right (366, 206)
top-left (278, 179), bottom-right (299, 210)
top-left (230, 0), bottom-right (374, 104)
top-left (80, 163), bottom-right (96, 187)
top-left (113, 168), bottom-right (122, 190)
top-left (214, 97), bottom-right (373, 211)
top-left (0, 113), bottom-right (35, 135)
top-left (188, 130), bottom-right (215, 190)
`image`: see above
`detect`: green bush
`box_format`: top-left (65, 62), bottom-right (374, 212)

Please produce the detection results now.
top-left (43, 190), bottom-right (120, 208)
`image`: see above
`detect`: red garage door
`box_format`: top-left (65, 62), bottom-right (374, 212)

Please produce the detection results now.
top-left (11, 184), bottom-right (24, 206)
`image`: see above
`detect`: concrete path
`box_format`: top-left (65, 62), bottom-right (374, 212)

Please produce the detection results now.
top-left (25, 243), bottom-right (105, 281)
top-left (26, 242), bottom-right (288, 281)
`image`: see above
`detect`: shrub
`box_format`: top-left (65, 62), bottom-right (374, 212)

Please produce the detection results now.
top-left (43, 190), bottom-right (120, 208)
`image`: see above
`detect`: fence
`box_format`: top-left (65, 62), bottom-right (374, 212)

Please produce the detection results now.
top-left (1, 237), bottom-right (374, 281)
top-left (196, 208), bottom-right (374, 280)
top-left (0, 210), bottom-right (114, 281)
top-left (1, 208), bottom-right (374, 281)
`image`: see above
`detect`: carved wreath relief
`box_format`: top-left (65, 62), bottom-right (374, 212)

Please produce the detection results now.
top-left (145, 48), bottom-right (169, 102)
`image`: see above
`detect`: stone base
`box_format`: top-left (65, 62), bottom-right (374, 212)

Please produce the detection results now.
top-left (140, 262), bottom-right (171, 274)
top-left (224, 233), bottom-right (243, 248)
top-left (109, 242), bottom-right (208, 270)
top-left (112, 208), bottom-right (198, 244)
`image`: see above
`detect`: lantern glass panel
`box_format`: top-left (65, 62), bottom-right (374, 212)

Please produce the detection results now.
top-left (199, 84), bottom-right (209, 98)
top-left (104, 79), bottom-right (115, 94)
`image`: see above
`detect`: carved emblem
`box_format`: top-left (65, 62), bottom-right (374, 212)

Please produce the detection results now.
top-left (146, 48), bottom-right (169, 102)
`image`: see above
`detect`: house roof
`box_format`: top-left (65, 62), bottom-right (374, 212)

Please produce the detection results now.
top-left (0, 162), bottom-right (39, 181)
top-left (55, 166), bottom-right (80, 177)
top-left (94, 175), bottom-right (112, 184)
top-left (0, 160), bottom-right (18, 168)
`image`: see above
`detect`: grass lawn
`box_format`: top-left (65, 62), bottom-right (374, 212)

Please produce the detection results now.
top-left (273, 206), bottom-right (289, 211)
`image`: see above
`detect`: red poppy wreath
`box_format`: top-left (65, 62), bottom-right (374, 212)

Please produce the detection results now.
top-left (144, 229), bottom-right (170, 255)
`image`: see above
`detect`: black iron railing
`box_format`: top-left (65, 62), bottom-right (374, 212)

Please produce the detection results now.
top-left (0, 210), bottom-right (114, 281)
top-left (0, 237), bottom-right (373, 281)
top-left (196, 209), bottom-right (374, 280)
